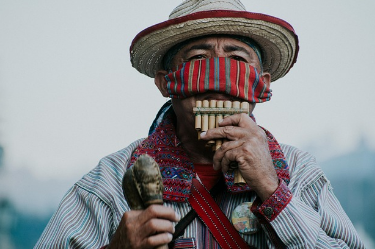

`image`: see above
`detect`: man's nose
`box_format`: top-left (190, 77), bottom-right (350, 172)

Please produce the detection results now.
top-left (212, 49), bottom-right (226, 58)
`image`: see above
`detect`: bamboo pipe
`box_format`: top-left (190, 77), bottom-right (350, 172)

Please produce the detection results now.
top-left (193, 100), bottom-right (250, 185)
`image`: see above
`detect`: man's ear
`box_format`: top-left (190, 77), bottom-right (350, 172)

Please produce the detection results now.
top-left (155, 70), bottom-right (170, 97)
top-left (261, 72), bottom-right (271, 88)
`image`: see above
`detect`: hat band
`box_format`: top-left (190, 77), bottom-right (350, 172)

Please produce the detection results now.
top-left (164, 57), bottom-right (272, 103)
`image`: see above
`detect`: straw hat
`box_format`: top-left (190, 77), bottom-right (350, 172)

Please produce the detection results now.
top-left (130, 0), bottom-right (299, 82)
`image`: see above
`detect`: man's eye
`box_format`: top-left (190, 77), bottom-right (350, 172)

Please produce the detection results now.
top-left (231, 56), bottom-right (247, 62)
top-left (187, 54), bottom-right (206, 61)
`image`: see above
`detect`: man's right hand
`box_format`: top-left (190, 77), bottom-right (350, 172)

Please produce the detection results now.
top-left (107, 205), bottom-right (180, 249)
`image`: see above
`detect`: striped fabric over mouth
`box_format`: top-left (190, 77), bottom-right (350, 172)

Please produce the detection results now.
top-left (165, 57), bottom-right (272, 103)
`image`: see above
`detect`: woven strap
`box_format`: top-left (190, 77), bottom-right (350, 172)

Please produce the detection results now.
top-left (188, 178), bottom-right (252, 249)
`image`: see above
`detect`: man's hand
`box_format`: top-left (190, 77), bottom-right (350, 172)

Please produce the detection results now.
top-left (108, 205), bottom-right (180, 249)
top-left (200, 113), bottom-right (279, 201)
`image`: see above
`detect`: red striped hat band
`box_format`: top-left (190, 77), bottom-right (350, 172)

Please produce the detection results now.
top-left (165, 57), bottom-right (272, 103)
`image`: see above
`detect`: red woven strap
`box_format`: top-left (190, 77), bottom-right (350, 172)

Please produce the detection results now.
top-left (188, 178), bottom-right (251, 249)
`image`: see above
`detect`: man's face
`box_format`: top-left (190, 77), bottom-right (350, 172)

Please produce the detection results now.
top-left (155, 36), bottom-right (270, 134)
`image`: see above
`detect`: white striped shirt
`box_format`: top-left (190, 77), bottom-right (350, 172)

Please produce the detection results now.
top-left (34, 140), bottom-right (364, 248)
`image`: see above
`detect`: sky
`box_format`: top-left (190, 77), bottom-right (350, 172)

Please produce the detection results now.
top-left (1, 0), bottom-right (375, 214)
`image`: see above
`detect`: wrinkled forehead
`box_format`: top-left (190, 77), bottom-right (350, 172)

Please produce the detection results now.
top-left (162, 35), bottom-right (263, 70)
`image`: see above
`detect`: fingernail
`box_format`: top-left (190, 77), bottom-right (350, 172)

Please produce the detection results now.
top-left (175, 213), bottom-right (180, 221)
top-left (200, 132), bottom-right (206, 137)
top-left (167, 233), bottom-right (173, 240)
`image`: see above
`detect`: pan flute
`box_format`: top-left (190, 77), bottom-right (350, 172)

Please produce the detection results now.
top-left (193, 100), bottom-right (250, 185)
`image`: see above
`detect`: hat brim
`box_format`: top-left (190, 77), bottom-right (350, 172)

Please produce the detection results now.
top-left (130, 10), bottom-right (299, 81)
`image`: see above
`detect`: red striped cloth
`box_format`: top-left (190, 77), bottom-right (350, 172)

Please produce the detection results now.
top-left (165, 57), bottom-right (272, 103)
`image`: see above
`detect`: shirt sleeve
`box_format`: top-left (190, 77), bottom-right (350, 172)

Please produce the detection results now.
top-left (251, 148), bottom-right (365, 249)
top-left (34, 185), bottom-right (113, 248)
top-left (34, 140), bottom-right (141, 249)
top-left (251, 180), bottom-right (292, 222)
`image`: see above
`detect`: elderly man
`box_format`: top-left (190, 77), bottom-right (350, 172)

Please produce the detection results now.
top-left (35, 0), bottom-right (364, 248)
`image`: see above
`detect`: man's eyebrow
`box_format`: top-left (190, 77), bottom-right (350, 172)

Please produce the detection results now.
top-left (223, 45), bottom-right (252, 57)
top-left (183, 44), bottom-right (214, 55)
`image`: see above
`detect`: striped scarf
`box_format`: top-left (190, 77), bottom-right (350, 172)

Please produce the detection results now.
top-left (164, 57), bottom-right (272, 103)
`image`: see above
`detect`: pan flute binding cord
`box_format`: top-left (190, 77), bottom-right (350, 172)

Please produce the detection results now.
top-left (193, 100), bottom-right (250, 185)
top-left (165, 57), bottom-right (272, 103)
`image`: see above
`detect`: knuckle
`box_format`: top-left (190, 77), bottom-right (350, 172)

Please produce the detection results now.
top-left (207, 128), bottom-right (216, 135)
top-left (242, 144), bottom-right (253, 154)
top-left (148, 219), bottom-right (158, 229)
top-left (123, 211), bottom-right (131, 220)
top-left (223, 150), bottom-right (234, 163)
top-left (122, 211), bottom-right (136, 227)
top-left (237, 157), bottom-right (246, 166)
top-left (240, 113), bottom-right (248, 119)
top-left (147, 205), bottom-right (158, 215)
top-left (146, 233), bottom-right (172, 246)
top-left (124, 221), bottom-right (133, 233)
top-left (219, 142), bottom-right (228, 151)
top-left (223, 149), bottom-right (232, 158)
top-left (213, 158), bottom-right (221, 170)
top-left (145, 236), bottom-right (154, 246)
top-left (204, 129), bottom-right (212, 136)
top-left (236, 155), bottom-right (247, 165)
top-left (223, 125), bottom-right (234, 134)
